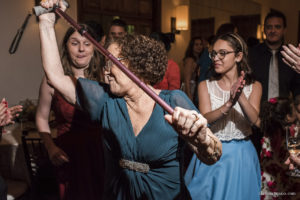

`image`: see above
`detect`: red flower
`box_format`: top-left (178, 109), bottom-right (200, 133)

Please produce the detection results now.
top-left (261, 149), bottom-right (272, 158)
top-left (261, 195), bottom-right (265, 200)
top-left (289, 124), bottom-right (296, 137)
top-left (267, 181), bottom-right (275, 188)
top-left (269, 98), bottom-right (277, 104)
top-left (261, 137), bottom-right (265, 145)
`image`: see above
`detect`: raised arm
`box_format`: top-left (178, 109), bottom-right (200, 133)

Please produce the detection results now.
top-left (38, 0), bottom-right (76, 104)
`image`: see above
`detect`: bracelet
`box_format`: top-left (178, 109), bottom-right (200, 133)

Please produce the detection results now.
top-left (220, 108), bottom-right (228, 116)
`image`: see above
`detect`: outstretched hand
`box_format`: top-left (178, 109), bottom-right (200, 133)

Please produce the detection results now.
top-left (281, 44), bottom-right (300, 74)
top-left (229, 71), bottom-right (246, 106)
top-left (0, 99), bottom-right (23, 126)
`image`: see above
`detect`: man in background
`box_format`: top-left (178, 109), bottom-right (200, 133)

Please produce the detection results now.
top-left (108, 18), bottom-right (127, 39)
top-left (249, 10), bottom-right (300, 155)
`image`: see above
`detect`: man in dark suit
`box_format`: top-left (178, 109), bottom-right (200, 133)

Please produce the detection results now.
top-left (248, 10), bottom-right (300, 155)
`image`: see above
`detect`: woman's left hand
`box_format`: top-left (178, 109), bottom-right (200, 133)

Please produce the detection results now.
top-left (230, 71), bottom-right (245, 106)
top-left (164, 107), bottom-right (208, 144)
top-left (8, 105), bottom-right (23, 120)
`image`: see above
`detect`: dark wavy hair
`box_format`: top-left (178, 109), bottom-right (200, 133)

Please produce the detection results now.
top-left (260, 97), bottom-right (294, 137)
top-left (149, 32), bottom-right (172, 52)
top-left (294, 95), bottom-right (300, 107)
top-left (209, 33), bottom-right (255, 85)
top-left (104, 34), bottom-right (168, 85)
top-left (183, 36), bottom-right (203, 61)
top-left (60, 24), bottom-right (102, 82)
top-left (264, 10), bottom-right (287, 28)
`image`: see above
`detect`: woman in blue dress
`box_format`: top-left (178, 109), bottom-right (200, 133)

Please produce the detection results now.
top-left (185, 33), bottom-right (262, 200)
top-left (37, 1), bottom-right (222, 199)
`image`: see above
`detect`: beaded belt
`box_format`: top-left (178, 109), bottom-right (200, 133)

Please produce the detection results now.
top-left (119, 159), bottom-right (150, 173)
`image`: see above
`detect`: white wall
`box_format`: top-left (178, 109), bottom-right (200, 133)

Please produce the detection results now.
top-left (161, 0), bottom-right (190, 77)
top-left (0, 0), bottom-right (77, 105)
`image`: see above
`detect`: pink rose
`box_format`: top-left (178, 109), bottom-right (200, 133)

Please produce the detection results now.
top-left (269, 98), bottom-right (277, 104)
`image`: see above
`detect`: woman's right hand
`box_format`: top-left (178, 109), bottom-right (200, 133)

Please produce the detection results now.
top-left (38, 0), bottom-right (67, 25)
top-left (285, 153), bottom-right (300, 170)
top-left (47, 144), bottom-right (69, 166)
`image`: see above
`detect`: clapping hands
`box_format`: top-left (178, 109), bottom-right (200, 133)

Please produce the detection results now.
top-left (0, 98), bottom-right (23, 126)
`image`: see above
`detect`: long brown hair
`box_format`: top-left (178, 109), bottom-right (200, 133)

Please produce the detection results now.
top-left (60, 24), bottom-right (102, 82)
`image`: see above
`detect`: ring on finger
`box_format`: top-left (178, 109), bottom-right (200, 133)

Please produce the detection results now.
top-left (192, 112), bottom-right (200, 121)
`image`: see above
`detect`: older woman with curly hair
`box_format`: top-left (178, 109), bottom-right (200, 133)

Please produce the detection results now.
top-left (37, 1), bottom-right (222, 199)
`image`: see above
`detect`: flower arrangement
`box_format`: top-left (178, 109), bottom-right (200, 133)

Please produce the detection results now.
top-left (18, 99), bottom-right (37, 122)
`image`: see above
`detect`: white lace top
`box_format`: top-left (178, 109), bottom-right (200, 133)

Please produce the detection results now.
top-left (206, 80), bottom-right (253, 141)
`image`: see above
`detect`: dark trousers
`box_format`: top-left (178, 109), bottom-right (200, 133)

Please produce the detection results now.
top-left (0, 176), bottom-right (7, 200)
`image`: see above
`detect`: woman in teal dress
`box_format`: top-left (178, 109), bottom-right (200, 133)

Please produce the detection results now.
top-left (37, 1), bottom-right (222, 199)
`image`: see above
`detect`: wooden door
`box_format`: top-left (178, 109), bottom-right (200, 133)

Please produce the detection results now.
top-left (77, 0), bottom-right (161, 36)
top-left (191, 18), bottom-right (214, 40)
top-left (230, 14), bottom-right (260, 42)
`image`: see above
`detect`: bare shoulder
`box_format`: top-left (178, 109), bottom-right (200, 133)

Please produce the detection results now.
top-left (199, 80), bottom-right (208, 90)
top-left (252, 81), bottom-right (262, 91)
top-left (184, 57), bottom-right (196, 65)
